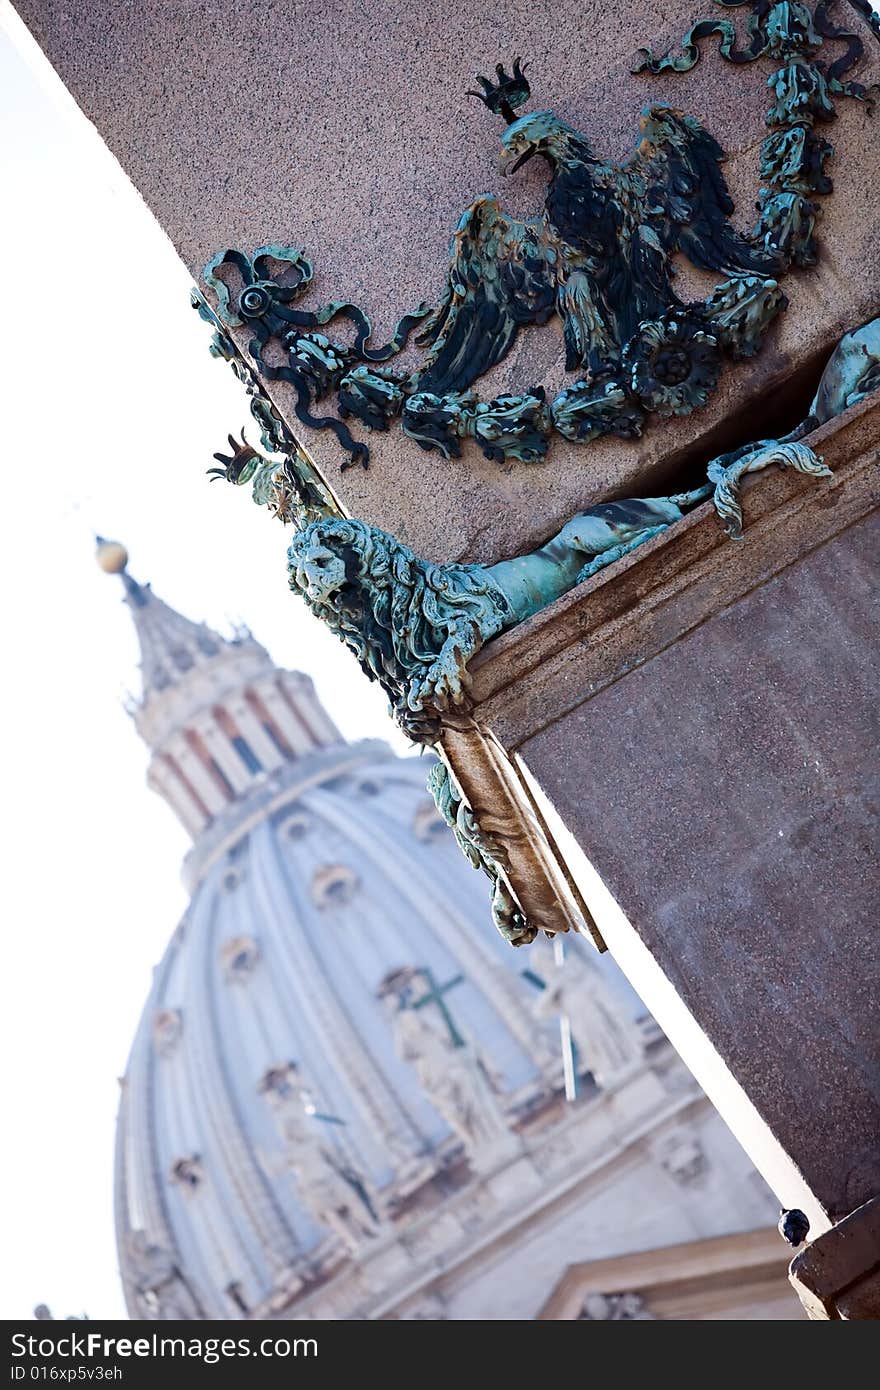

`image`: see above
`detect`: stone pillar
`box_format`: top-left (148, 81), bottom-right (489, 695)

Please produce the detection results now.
top-left (280, 672), bottom-right (341, 747)
top-left (12, 0), bottom-right (879, 560)
top-left (191, 713), bottom-right (252, 796)
top-left (789, 1196), bottom-right (880, 1320)
top-left (471, 399), bottom-right (880, 1247)
top-left (164, 733), bottom-right (229, 818)
top-left (147, 756), bottom-right (208, 838)
top-left (226, 695), bottom-right (286, 772)
top-left (251, 678), bottom-right (315, 758)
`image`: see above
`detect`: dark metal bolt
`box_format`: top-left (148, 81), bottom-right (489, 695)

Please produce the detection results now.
top-left (239, 286), bottom-right (270, 318)
top-left (778, 1208), bottom-right (810, 1247)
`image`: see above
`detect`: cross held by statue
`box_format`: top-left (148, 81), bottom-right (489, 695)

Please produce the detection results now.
top-left (408, 967), bottom-right (466, 1049)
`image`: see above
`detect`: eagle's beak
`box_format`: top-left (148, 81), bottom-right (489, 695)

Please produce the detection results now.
top-left (499, 145), bottom-right (536, 177)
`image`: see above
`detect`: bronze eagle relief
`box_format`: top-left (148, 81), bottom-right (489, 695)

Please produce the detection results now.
top-left (202, 5), bottom-right (874, 471)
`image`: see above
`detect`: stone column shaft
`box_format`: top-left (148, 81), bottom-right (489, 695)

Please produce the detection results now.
top-left (166, 733), bottom-right (229, 816)
top-left (192, 715), bottom-right (253, 796)
top-left (228, 697), bottom-right (285, 772)
top-left (252, 680), bottom-right (315, 758)
top-left (148, 757), bottom-right (207, 838)
top-left (279, 673), bottom-right (341, 747)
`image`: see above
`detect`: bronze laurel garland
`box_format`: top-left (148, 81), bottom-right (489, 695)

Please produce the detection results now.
top-left (634, 0), bottom-right (877, 270)
top-left (201, 3), bottom-right (874, 472)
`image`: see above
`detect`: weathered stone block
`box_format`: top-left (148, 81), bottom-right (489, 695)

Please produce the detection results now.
top-left (467, 394), bottom-right (880, 1233)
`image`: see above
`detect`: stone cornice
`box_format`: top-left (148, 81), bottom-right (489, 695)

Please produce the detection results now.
top-left (423, 396), bottom-right (880, 957)
top-left (272, 1055), bottom-right (711, 1321)
top-left (468, 395), bottom-right (880, 749)
top-left (182, 740), bottom-right (396, 890)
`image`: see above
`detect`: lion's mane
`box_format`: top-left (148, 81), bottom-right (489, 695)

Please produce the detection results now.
top-left (287, 517), bottom-right (511, 741)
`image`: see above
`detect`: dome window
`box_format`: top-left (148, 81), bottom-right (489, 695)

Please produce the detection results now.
top-left (152, 1008), bottom-right (183, 1056)
top-left (171, 646), bottom-right (194, 673)
top-left (284, 813), bottom-right (310, 842)
top-left (221, 868), bottom-right (243, 894)
top-left (232, 737), bottom-right (262, 775)
top-left (219, 935), bottom-right (261, 982)
top-left (311, 864), bottom-right (359, 909)
top-left (413, 800), bottom-right (448, 843)
top-left (169, 1155), bottom-right (203, 1190)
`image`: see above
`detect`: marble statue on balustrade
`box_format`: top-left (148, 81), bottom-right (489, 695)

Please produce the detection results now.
top-left (379, 968), bottom-right (513, 1163)
top-left (580, 1290), bottom-right (654, 1320)
top-left (125, 1230), bottom-right (202, 1320)
top-left (528, 941), bottom-right (643, 1089)
top-left (258, 1062), bottom-right (381, 1253)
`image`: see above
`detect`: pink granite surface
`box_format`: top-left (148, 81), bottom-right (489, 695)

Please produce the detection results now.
top-left (14, 1), bottom-right (880, 561)
top-left (521, 508), bottom-right (880, 1224)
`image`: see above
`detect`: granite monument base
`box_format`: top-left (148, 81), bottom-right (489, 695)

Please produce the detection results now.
top-left (451, 394), bottom-right (880, 1316)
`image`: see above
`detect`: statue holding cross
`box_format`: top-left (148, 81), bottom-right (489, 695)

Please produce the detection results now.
top-left (526, 940), bottom-right (644, 1092)
top-left (379, 967), bottom-right (513, 1162)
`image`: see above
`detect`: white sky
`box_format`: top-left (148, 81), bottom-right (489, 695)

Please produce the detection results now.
top-left (0, 3), bottom-right (410, 1320)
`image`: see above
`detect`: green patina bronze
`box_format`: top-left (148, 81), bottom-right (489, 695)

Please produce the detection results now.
top-left (635, 1), bottom-right (876, 271)
top-left (407, 967), bottom-right (467, 1048)
top-left (706, 313), bottom-right (880, 534)
top-left (196, 288), bottom-right (876, 947)
top-left (283, 485), bottom-right (775, 744)
top-left (201, 10), bottom-right (873, 472)
top-left (279, 317), bottom-right (880, 939)
top-left (427, 762), bottom-right (536, 947)
top-left (209, 314), bottom-right (877, 736)
top-left (192, 2), bottom-right (880, 943)
top-left (285, 306), bottom-right (880, 709)
top-left (193, 289), bottom-right (340, 525)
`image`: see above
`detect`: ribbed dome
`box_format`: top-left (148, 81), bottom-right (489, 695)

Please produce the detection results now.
top-left (116, 742), bottom-right (646, 1318)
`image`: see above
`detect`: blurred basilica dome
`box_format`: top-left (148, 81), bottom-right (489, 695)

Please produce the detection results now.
top-left (104, 547), bottom-right (796, 1322)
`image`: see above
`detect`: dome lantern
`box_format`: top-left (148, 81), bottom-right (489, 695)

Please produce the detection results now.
top-left (99, 544), bottom-right (342, 841)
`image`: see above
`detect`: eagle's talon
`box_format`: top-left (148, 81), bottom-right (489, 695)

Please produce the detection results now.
top-left (708, 439), bottom-right (828, 538)
top-left (340, 443), bottom-right (370, 472)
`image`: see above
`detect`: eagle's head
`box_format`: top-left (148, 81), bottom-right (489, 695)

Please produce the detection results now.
top-left (500, 110), bottom-right (579, 174)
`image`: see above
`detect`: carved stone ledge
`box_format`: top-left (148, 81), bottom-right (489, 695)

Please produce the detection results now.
top-left (441, 390), bottom-right (879, 1232)
top-left (437, 716), bottom-right (603, 949)
top-left (789, 1195), bottom-right (880, 1320)
top-left (467, 392), bottom-right (880, 748)
top-left (431, 394), bottom-right (878, 950)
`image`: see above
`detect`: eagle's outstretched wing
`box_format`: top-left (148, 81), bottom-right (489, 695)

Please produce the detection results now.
top-left (412, 196), bottom-right (557, 396)
top-left (630, 106), bottom-right (783, 277)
